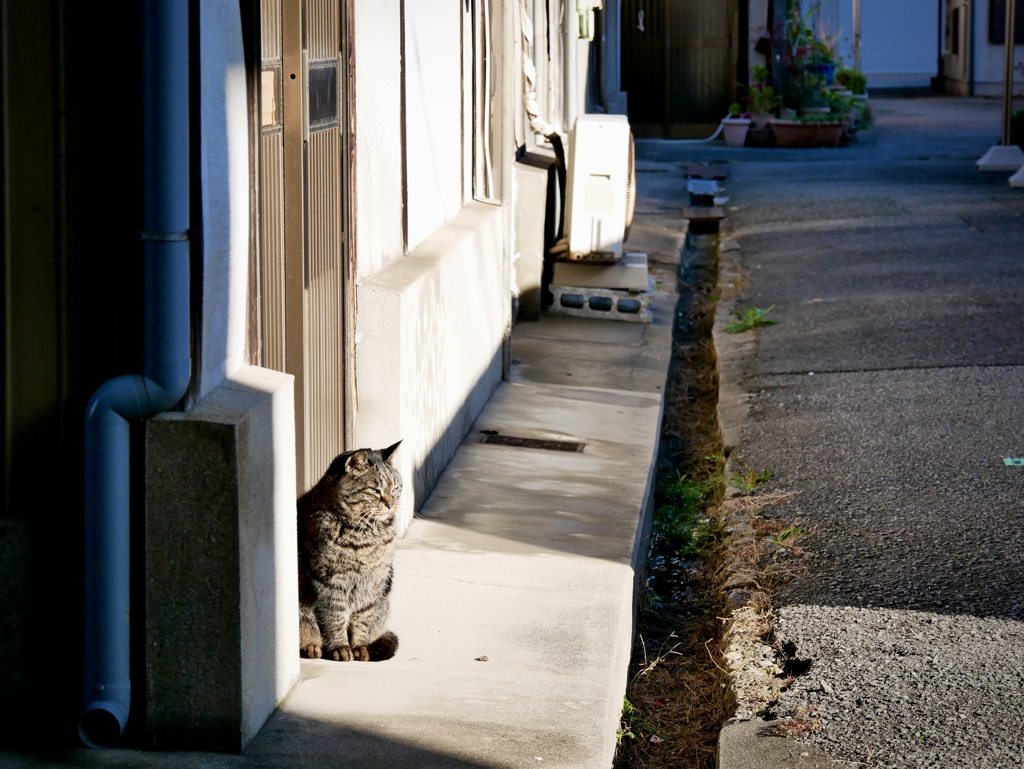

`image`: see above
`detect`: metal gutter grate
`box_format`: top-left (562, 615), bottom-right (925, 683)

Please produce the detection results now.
top-left (479, 432), bottom-right (585, 453)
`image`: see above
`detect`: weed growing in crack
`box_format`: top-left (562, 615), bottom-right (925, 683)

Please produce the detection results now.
top-left (727, 468), bottom-right (776, 495)
top-left (724, 305), bottom-right (776, 333)
top-left (617, 697), bottom-right (643, 746)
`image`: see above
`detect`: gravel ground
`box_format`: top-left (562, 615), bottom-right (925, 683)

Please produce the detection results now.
top-left (774, 605), bottom-right (1024, 768)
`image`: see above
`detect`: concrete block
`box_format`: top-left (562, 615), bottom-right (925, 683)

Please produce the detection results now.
top-left (0, 519), bottom-right (31, 700)
top-left (513, 158), bottom-right (552, 321)
top-left (548, 283), bottom-right (652, 323)
top-left (1010, 164), bottom-right (1024, 188)
top-left (976, 144), bottom-right (1024, 171)
top-left (144, 366), bottom-right (298, 752)
top-left (553, 252), bottom-right (649, 291)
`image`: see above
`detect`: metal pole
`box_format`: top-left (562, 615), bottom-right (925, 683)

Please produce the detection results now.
top-left (853, 0), bottom-right (861, 72)
top-left (1002, 0), bottom-right (1017, 145)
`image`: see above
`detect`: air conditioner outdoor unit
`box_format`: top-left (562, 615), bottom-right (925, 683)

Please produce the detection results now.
top-left (563, 114), bottom-right (635, 262)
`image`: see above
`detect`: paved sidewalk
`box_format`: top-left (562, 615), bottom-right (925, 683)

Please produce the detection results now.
top-left (0, 154), bottom-right (688, 769)
top-left (648, 96), bottom-right (1024, 768)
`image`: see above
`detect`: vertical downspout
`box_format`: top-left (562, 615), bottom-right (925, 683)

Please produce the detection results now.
top-left (565, 0), bottom-right (578, 129)
top-left (79, 0), bottom-right (190, 748)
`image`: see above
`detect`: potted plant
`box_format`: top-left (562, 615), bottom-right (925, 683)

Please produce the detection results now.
top-left (720, 102), bottom-right (752, 147)
top-left (835, 67), bottom-right (867, 96)
top-left (822, 88), bottom-right (855, 135)
top-left (744, 65), bottom-right (780, 129)
top-left (809, 37), bottom-right (838, 87)
top-left (770, 111), bottom-right (844, 148)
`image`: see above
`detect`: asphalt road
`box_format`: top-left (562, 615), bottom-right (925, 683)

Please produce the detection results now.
top-left (640, 95), bottom-right (1024, 768)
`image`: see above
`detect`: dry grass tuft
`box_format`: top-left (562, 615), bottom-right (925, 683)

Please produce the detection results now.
top-left (762, 707), bottom-right (822, 738)
top-left (619, 619), bottom-right (728, 769)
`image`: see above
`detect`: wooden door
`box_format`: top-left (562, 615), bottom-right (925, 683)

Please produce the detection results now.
top-left (621, 0), bottom-right (739, 138)
top-left (253, 0), bottom-right (353, 493)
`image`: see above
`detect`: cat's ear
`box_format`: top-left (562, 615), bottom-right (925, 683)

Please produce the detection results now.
top-left (382, 440), bottom-right (402, 463)
top-left (325, 450), bottom-right (357, 479)
top-left (344, 450), bottom-right (370, 474)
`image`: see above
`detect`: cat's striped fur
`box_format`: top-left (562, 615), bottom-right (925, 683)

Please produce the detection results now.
top-left (298, 441), bottom-right (402, 661)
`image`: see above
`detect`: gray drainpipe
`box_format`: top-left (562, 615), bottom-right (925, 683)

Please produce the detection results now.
top-left (79, 0), bottom-right (190, 748)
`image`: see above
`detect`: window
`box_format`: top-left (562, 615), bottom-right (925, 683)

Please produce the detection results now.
top-left (470, 0), bottom-right (503, 202)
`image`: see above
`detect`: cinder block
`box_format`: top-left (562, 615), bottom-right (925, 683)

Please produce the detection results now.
top-left (548, 283), bottom-right (652, 323)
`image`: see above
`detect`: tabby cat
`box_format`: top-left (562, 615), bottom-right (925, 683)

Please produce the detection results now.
top-left (298, 440), bottom-right (402, 661)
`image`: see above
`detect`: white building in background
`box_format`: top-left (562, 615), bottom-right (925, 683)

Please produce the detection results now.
top-left (943, 0), bottom-right (1024, 96)
top-left (747, 0), bottom-right (1022, 98)
top-left (747, 0), bottom-right (944, 91)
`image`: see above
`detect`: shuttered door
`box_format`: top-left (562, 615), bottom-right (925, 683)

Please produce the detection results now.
top-left (255, 0), bottom-right (351, 494)
top-left (300, 0), bottom-right (347, 492)
top-left (622, 0), bottom-right (738, 138)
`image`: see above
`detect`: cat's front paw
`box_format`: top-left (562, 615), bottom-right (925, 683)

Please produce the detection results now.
top-left (326, 645), bottom-right (356, 661)
top-left (300, 643), bottom-right (322, 659)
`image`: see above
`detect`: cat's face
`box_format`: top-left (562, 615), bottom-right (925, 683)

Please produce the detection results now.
top-left (329, 442), bottom-right (403, 526)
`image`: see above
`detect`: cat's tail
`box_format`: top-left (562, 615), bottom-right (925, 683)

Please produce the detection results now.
top-left (368, 631), bottom-right (399, 661)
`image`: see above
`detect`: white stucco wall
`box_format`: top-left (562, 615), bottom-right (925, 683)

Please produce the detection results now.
top-left (198, 0), bottom-right (250, 397)
top-left (354, 0), bottom-right (405, 281)
top-left (354, 203), bottom-right (506, 534)
top-left (351, 0), bottom-right (514, 526)
top-left (404, 0), bottom-right (463, 251)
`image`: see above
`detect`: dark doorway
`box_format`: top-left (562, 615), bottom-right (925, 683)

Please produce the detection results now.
top-left (621, 0), bottom-right (740, 138)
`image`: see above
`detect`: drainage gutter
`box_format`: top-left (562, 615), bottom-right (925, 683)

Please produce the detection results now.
top-left (79, 0), bottom-right (190, 748)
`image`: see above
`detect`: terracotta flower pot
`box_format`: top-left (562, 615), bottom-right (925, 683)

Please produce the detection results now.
top-left (769, 119), bottom-right (844, 148)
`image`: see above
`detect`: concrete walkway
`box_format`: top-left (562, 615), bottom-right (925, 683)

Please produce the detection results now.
top-left (0, 153), bottom-right (688, 768)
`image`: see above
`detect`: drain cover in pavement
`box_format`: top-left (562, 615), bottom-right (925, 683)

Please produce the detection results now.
top-left (480, 433), bottom-right (584, 452)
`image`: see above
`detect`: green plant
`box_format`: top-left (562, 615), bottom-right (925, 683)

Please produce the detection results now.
top-left (743, 63), bottom-right (781, 118)
top-left (746, 85), bottom-right (781, 115)
top-left (728, 101), bottom-right (743, 117)
top-left (618, 695), bottom-right (662, 746)
top-left (811, 37), bottom-right (835, 64)
top-left (751, 63), bottom-right (771, 85)
top-left (617, 697), bottom-right (640, 745)
top-left (728, 468), bottom-right (776, 495)
top-left (822, 88), bottom-right (854, 116)
top-left (653, 471), bottom-right (720, 557)
top-left (835, 66), bottom-right (867, 94)
top-left (769, 525), bottom-right (806, 545)
top-left (724, 305), bottom-right (777, 333)
top-left (799, 110), bottom-right (840, 124)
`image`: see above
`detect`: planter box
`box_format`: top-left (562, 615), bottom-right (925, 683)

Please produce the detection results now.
top-left (769, 119), bottom-right (844, 148)
top-left (721, 118), bottom-right (751, 147)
